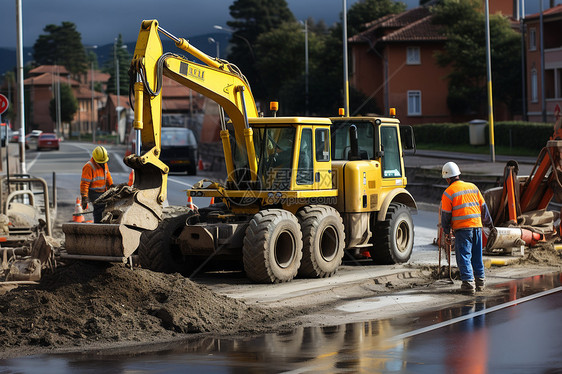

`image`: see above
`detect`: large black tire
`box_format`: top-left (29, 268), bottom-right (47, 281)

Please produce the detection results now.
top-left (243, 209), bottom-right (303, 283)
top-left (297, 205), bottom-right (345, 278)
top-left (371, 203), bottom-right (414, 264)
top-left (137, 213), bottom-right (190, 273)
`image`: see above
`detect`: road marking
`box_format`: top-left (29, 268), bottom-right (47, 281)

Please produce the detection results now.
top-left (26, 151), bottom-right (40, 170)
top-left (390, 286), bottom-right (562, 341)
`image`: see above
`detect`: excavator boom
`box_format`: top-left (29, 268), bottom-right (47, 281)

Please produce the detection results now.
top-left (63, 20), bottom-right (261, 262)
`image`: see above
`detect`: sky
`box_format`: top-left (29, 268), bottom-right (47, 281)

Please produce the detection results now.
top-left (0, 0), bottom-right (421, 49)
top-left (0, 0), bottom-right (556, 50)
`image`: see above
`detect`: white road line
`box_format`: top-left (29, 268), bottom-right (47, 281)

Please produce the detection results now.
top-left (26, 151), bottom-right (40, 170)
top-left (390, 286), bottom-right (562, 341)
top-left (167, 177), bottom-right (194, 188)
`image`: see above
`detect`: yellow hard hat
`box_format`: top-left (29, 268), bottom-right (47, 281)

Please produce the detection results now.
top-left (92, 146), bottom-right (109, 164)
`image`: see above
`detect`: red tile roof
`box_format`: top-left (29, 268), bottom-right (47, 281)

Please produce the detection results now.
top-left (382, 15), bottom-right (446, 42)
top-left (24, 72), bottom-right (81, 86)
top-left (350, 6), bottom-right (443, 44)
top-left (526, 4), bottom-right (562, 20)
top-left (29, 65), bottom-right (69, 76)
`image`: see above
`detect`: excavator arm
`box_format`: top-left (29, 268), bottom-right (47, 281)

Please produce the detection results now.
top-left (62, 20), bottom-right (261, 263)
top-left (129, 19), bottom-right (259, 188)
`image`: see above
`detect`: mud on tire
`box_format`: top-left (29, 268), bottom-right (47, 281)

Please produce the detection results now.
top-left (243, 209), bottom-right (303, 283)
top-left (137, 213), bottom-right (191, 274)
top-left (297, 205), bottom-right (345, 278)
top-left (371, 203), bottom-right (413, 264)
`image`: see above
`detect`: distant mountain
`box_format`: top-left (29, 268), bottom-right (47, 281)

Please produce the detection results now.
top-left (0, 32), bottom-right (230, 77)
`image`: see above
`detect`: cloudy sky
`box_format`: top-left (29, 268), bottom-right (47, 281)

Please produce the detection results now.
top-left (0, 0), bottom-right (555, 49)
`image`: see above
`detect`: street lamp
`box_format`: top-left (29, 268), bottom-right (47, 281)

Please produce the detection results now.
top-left (114, 40), bottom-right (128, 144)
top-left (213, 25), bottom-right (255, 60)
top-left (208, 37), bottom-right (220, 58)
top-left (342, 0), bottom-right (350, 116)
top-left (300, 20), bottom-right (309, 115)
top-left (85, 45), bottom-right (97, 143)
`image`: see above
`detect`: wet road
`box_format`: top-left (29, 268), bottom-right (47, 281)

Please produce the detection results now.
top-left (2, 273), bottom-right (561, 373)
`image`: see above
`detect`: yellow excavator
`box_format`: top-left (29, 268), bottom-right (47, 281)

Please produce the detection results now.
top-left (62, 20), bottom-right (417, 283)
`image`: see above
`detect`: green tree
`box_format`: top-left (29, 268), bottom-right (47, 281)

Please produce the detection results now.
top-left (33, 22), bottom-right (88, 76)
top-left (226, 0), bottom-right (295, 102)
top-left (104, 35), bottom-right (131, 96)
top-left (432, 0), bottom-right (521, 115)
top-left (347, 0), bottom-right (406, 36)
top-left (49, 83), bottom-right (78, 126)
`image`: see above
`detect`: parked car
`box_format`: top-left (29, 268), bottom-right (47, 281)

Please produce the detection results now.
top-left (127, 127), bottom-right (198, 175)
top-left (37, 133), bottom-right (59, 151)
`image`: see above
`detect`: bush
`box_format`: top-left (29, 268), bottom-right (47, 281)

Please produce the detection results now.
top-left (413, 121), bottom-right (552, 151)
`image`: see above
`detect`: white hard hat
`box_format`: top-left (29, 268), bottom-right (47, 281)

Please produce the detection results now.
top-left (442, 161), bottom-right (461, 179)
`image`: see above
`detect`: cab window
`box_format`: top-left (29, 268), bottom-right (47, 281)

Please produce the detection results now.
top-left (297, 129), bottom-right (313, 185)
top-left (381, 126), bottom-right (402, 178)
top-left (331, 121), bottom-right (374, 160)
top-left (315, 129), bottom-right (330, 162)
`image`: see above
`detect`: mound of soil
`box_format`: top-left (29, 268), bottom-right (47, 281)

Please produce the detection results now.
top-left (0, 262), bottom-right (297, 354)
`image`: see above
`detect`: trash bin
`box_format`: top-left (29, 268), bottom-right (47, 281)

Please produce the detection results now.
top-left (469, 119), bottom-right (487, 145)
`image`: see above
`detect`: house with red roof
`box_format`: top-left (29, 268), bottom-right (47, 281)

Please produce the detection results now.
top-left (349, 2), bottom-right (518, 124)
top-left (524, 4), bottom-right (562, 122)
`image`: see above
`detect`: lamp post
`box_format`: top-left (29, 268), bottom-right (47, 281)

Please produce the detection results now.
top-left (213, 25), bottom-right (255, 60)
top-left (208, 37), bottom-right (220, 58)
top-left (299, 20), bottom-right (310, 115)
top-left (485, 0), bottom-right (495, 162)
top-left (85, 45), bottom-right (97, 143)
top-left (342, 0), bottom-right (350, 117)
top-left (114, 41), bottom-right (127, 144)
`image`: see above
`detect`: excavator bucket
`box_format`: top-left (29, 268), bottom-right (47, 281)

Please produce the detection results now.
top-left (62, 155), bottom-right (165, 262)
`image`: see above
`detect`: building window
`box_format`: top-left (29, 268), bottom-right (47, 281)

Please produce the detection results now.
top-left (408, 91), bottom-right (421, 116)
top-left (531, 69), bottom-right (538, 103)
top-left (529, 28), bottom-right (536, 51)
top-left (406, 47), bottom-right (420, 65)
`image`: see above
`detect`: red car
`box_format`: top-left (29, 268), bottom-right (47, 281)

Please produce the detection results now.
top-left (37, 133), bottom-right (59, 151)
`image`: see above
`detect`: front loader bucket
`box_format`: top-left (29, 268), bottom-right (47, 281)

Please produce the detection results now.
top-left (62, 223), bottom-right (142, 261)
top-left (62, 156), bottom-right (166, 262)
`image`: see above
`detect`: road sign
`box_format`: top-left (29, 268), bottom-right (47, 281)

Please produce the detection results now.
top-left (0, 94), bottom-right (8, 115)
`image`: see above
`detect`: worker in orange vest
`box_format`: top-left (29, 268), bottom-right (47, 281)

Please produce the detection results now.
top-left (80, 146), bottom-right (114, 223)
top-left (441, 162), bottom-right (493, 295)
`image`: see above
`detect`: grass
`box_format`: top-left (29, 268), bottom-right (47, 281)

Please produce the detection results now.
top-left (416, 143), bottom-right (542, 158)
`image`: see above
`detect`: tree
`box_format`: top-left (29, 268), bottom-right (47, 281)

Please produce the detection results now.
top-left (33, 22), bottom-right (88, 76)
top-left (104, 35), bottom-right (131, 96)
top-left (226, 0), bottom-right (295, 102)
top-left (432, 0), bottom-right (521, 115)
top-left (49, 83), bottom-right (78, 129)
top-left (347, 0), bottom-right (406, 36)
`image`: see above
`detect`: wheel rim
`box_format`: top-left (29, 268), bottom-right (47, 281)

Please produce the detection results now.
top-left (275, 231), bottom-right (296, 268)
top-left (320, 225), bottom-right (338, 262)
top-left (396, 219), bottom-right (410, 253)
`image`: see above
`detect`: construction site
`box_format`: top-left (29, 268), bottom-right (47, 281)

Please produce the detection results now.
top-left (0, 18), bottom-right (562, 370)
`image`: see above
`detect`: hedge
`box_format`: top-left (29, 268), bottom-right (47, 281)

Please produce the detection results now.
top-left (413, 121), bottom-right (552, 150)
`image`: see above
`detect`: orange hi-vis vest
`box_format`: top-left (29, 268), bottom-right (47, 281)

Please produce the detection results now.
top-left (80, 158), bottom-right (113, 197)
top-left (441, 180), bottom-right (485, 230)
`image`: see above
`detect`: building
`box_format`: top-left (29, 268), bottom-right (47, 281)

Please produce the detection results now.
top-left (524, 4), bottom-right (562, 122)
top-left (24, 65), bottom-right (106, 137)
top-left (349, 2), bottom-right (518, 124)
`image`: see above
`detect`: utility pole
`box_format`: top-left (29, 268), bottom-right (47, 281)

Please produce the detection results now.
top-left (342, 0), bottom-right (350, 116)
top-left (485, 0), bottom-right (495, 162)
top-left (16, 0), bottom-right (26, 173)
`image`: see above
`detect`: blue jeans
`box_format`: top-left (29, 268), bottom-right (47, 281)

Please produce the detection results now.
top-left (454, 227), bottom-right (485, 281)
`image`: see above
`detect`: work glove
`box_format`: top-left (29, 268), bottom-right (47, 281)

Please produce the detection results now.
top-left (81, 196), bottom-right (89, 210)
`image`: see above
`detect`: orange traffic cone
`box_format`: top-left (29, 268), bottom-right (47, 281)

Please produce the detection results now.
top-left (198, 158), bottom-right (204, 171)
top-left (73, 197), bottom-right (85, 223)
top-left (360, 249), bottom-right (371, 259)
top-left (186, 195), bottom-right (198, 210)
top-left (128, 170), bottom-right (134, 186)
top-left (209, 197), bottom-right (215, 205)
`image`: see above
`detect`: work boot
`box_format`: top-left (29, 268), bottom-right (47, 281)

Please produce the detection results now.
top-left (475, 278), bottom-right (486, 292)
top-left (460, 280), bottom-right (476, 295)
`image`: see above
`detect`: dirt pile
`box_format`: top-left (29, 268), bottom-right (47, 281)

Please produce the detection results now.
top-left (0, 262), bottom-right (294, 353)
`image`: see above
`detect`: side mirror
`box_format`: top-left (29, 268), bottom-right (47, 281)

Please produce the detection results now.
top-left (400, 125), bottom-right (416, 151)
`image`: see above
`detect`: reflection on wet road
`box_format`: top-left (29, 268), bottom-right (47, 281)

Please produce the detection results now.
top-left (2, 273), bottom-right (561, 373)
